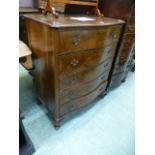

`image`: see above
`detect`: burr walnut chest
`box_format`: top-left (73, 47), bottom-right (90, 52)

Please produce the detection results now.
top-left (24, 14), bottom-right (124, 127)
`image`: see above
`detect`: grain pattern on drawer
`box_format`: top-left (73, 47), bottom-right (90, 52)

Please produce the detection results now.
top-left (59, 57), bottom-right (113, 91)
top-left (59, 81), bottom-right (107, 116)
top-left (57, 26), bottom-right (122, 53)
top-left (59, 70), bottom-right (109, 105)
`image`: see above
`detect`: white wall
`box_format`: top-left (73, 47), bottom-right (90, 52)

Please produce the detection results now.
top-left (19, 0), bottom-right (33, 7)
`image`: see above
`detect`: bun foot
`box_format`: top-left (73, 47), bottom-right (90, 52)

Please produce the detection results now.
top-left (121, 79), bottom-right (125, 83)
top-left (99, 91), bottom-right (107, 98)
top-left (54, 117), bottom-right (63, 129)
top-left (131, 65), bottom-right (135, 72)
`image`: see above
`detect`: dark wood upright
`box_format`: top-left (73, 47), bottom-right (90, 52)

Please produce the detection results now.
top-left (100, 0), bottom-right (135, 91)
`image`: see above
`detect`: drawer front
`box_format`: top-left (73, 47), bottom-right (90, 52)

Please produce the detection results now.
top-left (59, 70), bottom-right (109, 105)
top-left (59, 44), bottom-right (116, 73)
top-left (59, 81), bottom-right (107, 116)
top-left (57, 26), bottom-right (122, 53)
top-left (59, 57), bottom-right (113, 91)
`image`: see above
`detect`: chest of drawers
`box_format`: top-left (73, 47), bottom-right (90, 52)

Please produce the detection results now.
top-left (25, 14), bottom-right (124, 127)
top-left (100, 1), bottom-right (135, 91)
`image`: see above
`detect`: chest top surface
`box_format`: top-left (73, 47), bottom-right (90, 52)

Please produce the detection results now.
top-left (24, 14), bottom-right (124, 28)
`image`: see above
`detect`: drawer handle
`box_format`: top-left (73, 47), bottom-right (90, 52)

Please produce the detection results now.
top-left (107, 49), bottom-right (112, 54)
top-left (111, 32), bottom-right (117, 39)
top-left (70, 59), bottom-right (80, 67)
top-left (72, 38), bottom-right (80, 45)
top-left (104, 63), bottom-right (109, 68)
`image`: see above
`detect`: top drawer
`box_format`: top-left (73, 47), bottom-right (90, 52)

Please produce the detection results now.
top-left (57, 25), bottom-right (122, 54)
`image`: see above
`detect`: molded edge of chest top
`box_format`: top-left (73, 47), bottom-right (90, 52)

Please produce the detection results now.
top-left (24, 14), bottom-right (125, 28)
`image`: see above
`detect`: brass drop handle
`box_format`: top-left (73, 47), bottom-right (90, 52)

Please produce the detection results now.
top-left (111, 32), bottom-right (117, 39)
top-left (70, 59), bottom-right (80, 67)
top-left (104, 63), bottom-right (109, 68)
top-left (72, 38), bottom-right (81, 45)
top-left (107, 49), bottom-right (112, 54)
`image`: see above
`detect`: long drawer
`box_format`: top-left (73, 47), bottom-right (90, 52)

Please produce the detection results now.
top-left (59, 57), bottom-right (113, 91)
top-left (59, 70), bottom-right (109, 105)
top-left (57, 25), bottom-right (122, 54)
top-left (59, 81), bottom-right (108, 116)
top-left (59, 43), bottom-right (117, 71)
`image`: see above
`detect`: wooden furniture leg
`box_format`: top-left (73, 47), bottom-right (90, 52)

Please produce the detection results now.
top-left (54, 117), bottom-right (63, 129)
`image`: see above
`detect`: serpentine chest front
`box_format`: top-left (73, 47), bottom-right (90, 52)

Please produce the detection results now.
top-left (25, 14), bottom-right (124, 127)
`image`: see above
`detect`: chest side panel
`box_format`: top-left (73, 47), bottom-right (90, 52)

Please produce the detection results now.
top-left (25, 19), bottom-right (57, 113)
